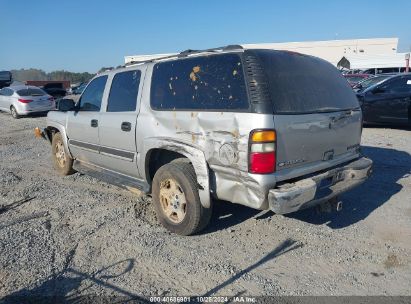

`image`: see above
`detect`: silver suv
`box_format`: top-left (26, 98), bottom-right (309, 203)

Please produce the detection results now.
top-left (39, 45), bottom-right (373, 235)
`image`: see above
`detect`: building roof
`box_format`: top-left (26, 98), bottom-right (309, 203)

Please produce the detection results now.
top-left (124, 38), bottom-right (400, 67)
top-left (337, 53), bottom-right (409, 70)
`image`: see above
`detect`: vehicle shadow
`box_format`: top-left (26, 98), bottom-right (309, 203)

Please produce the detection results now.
top-left (202, 238), bottom-right (302, 296)
top-left (1, 258), bottom-right (149, 303)
top-left (363, 124), bottom-right (411, 131)
top-left (286, 145), bottom-right (411, 229)
top-left (204, 200), bottom-right (260, 234)
top-left (205, 145), bottom-right (410, 232)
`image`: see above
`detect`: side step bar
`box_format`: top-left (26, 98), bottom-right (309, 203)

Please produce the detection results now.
top-left (73, 160), bottom-right (150, 193)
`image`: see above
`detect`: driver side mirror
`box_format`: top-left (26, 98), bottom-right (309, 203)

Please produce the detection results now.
top-left (57, 98), bottom-right (76, 111)
top-left (371, 87), bottom-right (386, 94)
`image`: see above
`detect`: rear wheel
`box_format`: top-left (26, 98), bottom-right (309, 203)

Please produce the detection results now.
top-left (52, 132), bottom-right (75, 175)
top-left (152, 159), bottom-right (212, 235)
top-left (10, 106), bottom-right (19, 119)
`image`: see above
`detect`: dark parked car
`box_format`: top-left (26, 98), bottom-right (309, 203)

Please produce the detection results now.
top-left (344, 74), bottom-right (372, 88)
top-left (353, 75), bottom-right (392, 92)
top-left (0, 71), bottom-right (12, 89)
top-left (357, 74), bottom-right (411, 126)
top-left (42, 82), bottom-right (67, 98)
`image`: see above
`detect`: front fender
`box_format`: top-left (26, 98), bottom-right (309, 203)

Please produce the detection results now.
top-left (143, 138), bottom-right (211, 209)
top-left (45, 121), bottom-right (73, 158)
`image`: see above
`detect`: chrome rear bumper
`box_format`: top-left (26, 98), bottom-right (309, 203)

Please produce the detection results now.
top-left (268, 157), bottom-right (373, 214)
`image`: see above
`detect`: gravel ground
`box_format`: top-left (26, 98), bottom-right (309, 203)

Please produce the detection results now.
top-left (0, 112), bottom-right (410, 300)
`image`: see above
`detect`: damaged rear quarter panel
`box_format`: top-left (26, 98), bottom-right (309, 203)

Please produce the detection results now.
top-left (137, 64), bottom-right (276, 209)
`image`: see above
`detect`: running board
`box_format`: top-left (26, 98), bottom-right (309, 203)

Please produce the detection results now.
top-left (73, 160), bottom-right (150, 193)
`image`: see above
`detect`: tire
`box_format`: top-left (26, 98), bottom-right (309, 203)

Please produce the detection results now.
top-left (152, 159), bottom-right (212, 235)
top-left (51, 132), bottom-right (75, 176)
top-left (10, 106), bottom-right (19, 119)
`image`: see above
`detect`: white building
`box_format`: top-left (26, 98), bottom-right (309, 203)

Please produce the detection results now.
top-left (124, 37), bottom-right (399, 67)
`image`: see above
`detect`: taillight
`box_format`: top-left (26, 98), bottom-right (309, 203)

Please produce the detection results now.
top-left (18, 98), bottom-right (33, 103)
top-left (249, 130), bottom-right (276, 174)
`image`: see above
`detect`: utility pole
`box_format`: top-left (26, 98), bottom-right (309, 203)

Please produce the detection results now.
top-left (406, 48), bottom-right (410, 73)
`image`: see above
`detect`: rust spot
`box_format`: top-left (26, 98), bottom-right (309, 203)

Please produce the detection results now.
top-left (193, 66), bottom-right (200, 73)
top-left (190, 72), bottom-right (197, 82)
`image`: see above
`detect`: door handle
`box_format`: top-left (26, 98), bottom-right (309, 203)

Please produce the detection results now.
top-left (121, 122), bottom-right (132, 132)
top-left (90, 119), bottom-right (98, 127)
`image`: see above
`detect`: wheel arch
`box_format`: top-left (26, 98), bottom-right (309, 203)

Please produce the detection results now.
top-left (45, 122), bottom-right (73, 158)
top-left (143, 139), bottom-right (211, 209)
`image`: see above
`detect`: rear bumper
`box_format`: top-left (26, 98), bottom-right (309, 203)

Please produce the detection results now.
top-left (268, 157), bottom-right (373, 214)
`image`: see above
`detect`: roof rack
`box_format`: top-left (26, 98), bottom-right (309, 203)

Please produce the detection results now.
top-left (124, 44), bottom-right (243, 67)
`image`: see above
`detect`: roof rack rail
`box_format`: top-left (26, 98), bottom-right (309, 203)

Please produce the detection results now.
top-left (124, 44), bottom-right (244, 66)
top-left (178, 44), bottom-right (243, 57)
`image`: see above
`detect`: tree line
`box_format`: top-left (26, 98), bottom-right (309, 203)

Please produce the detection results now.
top-left (10, 68), bottom-right (96, 84)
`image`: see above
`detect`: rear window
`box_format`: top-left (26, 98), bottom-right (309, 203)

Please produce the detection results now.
top-left (254, 50), bottom-right (360, 114)
top-left (17, 88), bottom-right (46, 96)
top-left (150, 53), bottom-right (249, 111)
top-left (107, 70), bottom-right (141, 112)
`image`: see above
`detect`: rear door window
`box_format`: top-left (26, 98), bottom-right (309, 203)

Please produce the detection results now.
top-left (107, 70), bottom-right (141, 112)
top-left (79, 76), bottom-right (108, 111)
top-left (150, 53), bottom-right (249, 111)
top-left (254, 50), bottom-right (360, 114)
top-left (1, 88), bottom-right (14, 96)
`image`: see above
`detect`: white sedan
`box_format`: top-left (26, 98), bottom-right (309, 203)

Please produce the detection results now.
top-left (0, 85), bottom-right (55, 118)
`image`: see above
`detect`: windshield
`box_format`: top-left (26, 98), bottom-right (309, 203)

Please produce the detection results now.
top-left (17, 88), bottom-right (46, 96)
top-left (253, 50), bottom-right (359, 114)
top-left (354, 75), bottom-right (391, 92)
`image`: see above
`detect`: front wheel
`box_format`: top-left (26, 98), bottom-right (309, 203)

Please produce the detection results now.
top-left (51, 132), bottom-right (75, 175)
top-left (152, 159), bottom-right (212, 235)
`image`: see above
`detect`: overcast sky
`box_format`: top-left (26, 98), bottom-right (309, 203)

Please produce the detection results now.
top-left (1, 0), bottom-right (410, 73)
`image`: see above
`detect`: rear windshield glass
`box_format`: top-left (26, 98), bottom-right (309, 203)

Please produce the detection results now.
top-left (150, 53), bottom-right (249, 111)
top-left (254, 51), bottom-right (360, 114)
top-left (17, 88), bottom-right (46, 96)
top-left (0, 71), bottom-right (12, 81)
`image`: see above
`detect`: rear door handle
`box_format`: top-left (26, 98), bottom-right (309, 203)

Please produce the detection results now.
top-left (90, 119), bottom-right (98, 127)
top-left (121, 122), bottom-right (132, 132)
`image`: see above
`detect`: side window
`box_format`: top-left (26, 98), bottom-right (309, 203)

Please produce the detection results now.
top-left (78, 76), bottom-right (108, 111)
top-left (107, 70), bottom-right (141, 112)
top-left (2, 88), bottom-right (13, 96)
top-left (150, 54), bottom-right (249, 111)
top-left (382, 77), bottom-right (411, 93)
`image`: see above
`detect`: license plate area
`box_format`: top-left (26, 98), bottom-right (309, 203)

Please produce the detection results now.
top-left (315, 170), bottom-right (345, 199)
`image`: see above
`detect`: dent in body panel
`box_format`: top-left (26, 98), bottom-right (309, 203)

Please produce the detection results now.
top-left (138, 102), bottom-right (276, 209)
